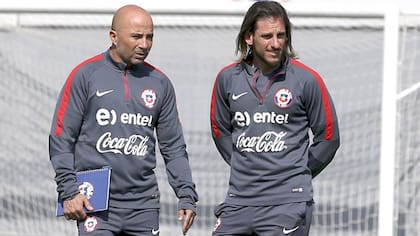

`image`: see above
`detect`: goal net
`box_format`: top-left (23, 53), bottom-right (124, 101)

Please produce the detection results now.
top-left (0, 1), bottom-right (419, 236)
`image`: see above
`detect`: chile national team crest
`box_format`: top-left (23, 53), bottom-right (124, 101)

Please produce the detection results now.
top-left (140, 89), bottom-right (157, 109)
top-left (84, 216), bottom-right (98, 232)
top-left (274, 88), bottom-right (293, 108)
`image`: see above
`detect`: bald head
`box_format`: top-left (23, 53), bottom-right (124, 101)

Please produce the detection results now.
top-left (111, 5), bottom-right (153, 31)
top-left (109, 5), bottom-right (154, 66)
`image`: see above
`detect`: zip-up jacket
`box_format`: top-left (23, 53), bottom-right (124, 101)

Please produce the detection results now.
top-left (49, 49), bottom-right (198, 211)
top-left (210, 58), bottom-right (340, 206)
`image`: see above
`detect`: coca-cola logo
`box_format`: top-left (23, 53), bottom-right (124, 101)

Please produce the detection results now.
top-left (96, 132), bottom-right (149, 157)
top-left (236, 131), bottom-right (287, 153)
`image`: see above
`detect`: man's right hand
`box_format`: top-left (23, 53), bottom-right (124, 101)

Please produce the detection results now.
top-left (63, 194), bottom-right (94, 221)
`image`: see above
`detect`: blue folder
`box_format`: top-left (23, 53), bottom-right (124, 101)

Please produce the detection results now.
top-left (56, 167), bottom-right (111, 217)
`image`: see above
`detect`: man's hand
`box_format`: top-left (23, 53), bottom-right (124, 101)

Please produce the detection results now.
top-left (177, 209), bottom-right (196, 235)
top-left (63, 194), bottom-right (94, 221)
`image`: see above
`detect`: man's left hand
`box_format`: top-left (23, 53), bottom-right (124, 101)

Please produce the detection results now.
top-left (177, 209), bottom-right (196, 235)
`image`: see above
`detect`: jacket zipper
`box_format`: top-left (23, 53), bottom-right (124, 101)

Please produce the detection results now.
top-left (123, 68), bottom-right (130, 100)
top-left (251, 71), bottom-right (283, 104)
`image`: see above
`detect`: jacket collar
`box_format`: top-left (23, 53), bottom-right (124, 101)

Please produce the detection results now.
top-left (243, 57), bottom-right (289, 76)
top-left (105, 48), bottom-right (145, 72)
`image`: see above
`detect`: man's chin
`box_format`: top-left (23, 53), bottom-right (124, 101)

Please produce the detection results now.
top-left (132, 58), bottom-right (145, 65)
top-left (268, 60), bottom-right (281, 68)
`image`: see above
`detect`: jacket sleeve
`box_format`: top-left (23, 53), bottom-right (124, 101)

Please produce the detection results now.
top-left (210, 69), bottom-right (233, 165)
top-left (49, 66), bottom-right (88, 201)
top-left (156, 79), bottom-right (198, 212)
top-left (304, 72), bottom-right (340, 178)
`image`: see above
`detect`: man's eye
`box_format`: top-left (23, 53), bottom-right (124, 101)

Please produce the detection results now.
top-left (278, 33), bottom-right (286, 39)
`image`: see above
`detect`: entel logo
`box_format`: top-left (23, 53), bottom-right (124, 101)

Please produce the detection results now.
top-left (234, 111), bottom-right (289, 127)
top-left (96, 108), bottom-right (153, 127)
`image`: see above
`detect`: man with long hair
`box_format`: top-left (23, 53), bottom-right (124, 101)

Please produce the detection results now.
top-left (210, 1), bottom-right (340, 235)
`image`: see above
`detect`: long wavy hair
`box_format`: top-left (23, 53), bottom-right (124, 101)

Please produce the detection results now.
top-left (236, 1), bottom-right (296, 63)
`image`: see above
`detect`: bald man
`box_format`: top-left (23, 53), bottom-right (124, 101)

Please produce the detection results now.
top-left (49, 5), bottom-right (198, 236)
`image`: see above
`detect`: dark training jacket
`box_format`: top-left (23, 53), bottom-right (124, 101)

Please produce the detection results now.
top-left (49, 50), bottom-right (198, 211)
top-left (210, 58), bottom-right (340, 206)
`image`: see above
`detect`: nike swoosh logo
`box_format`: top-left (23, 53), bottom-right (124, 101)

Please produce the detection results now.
top-left (283, 226), bottom-right (299, 234)
top-left (96, 90), bottom-right (114, 97)
top-left (232, 92), bottom-right (248, 101)
top-left (151, 228), bottom-right (160, 235)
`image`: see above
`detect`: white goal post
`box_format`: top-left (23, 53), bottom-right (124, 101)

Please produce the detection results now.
top-left (379, 2), bottom-right (399, 236)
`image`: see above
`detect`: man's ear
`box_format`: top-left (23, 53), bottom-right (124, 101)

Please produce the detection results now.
top-left (109, 30), bottom-right (117, 45)
top-left (244, 32), bottom-right (253, 46)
